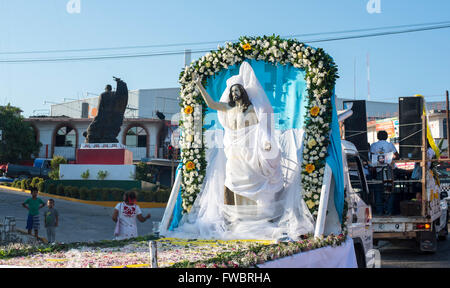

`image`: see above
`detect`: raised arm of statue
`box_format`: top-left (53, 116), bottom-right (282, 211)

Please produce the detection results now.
top-left (194, 74), bottom-right (228, 111)
top-left (115, 78), bottom-right (128, 112)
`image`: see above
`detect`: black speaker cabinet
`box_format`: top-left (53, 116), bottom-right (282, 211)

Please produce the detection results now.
top-left (343, 100), bottom-right (369, 162)
top-left (399, 97), bottom-right (423, 160)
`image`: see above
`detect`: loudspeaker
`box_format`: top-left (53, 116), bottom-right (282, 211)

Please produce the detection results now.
top-left (399, 97), bottom-right (423, 160)
top-left (343, 100), bottom-right (369, 162)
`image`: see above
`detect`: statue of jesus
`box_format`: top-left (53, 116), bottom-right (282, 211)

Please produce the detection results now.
top-left (194, 62), bottom-right (284, 211)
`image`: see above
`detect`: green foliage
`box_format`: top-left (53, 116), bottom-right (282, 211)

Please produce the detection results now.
top-left (20, 179), bottom-right (28, 190)
top-left (89, 188), bottom-right (100, 201)
top-left (79, 187), bottom-right (89, 200)
top-left (63, 186), bottom-right (72, 197)
top-left (96, 170), bottom-right (108, 180)
top-left (50, 156), bottom-right (67, 170)
top-left (30, 177), bottom-right (43, 189)
top-left (48, 170), bottom-right (59, 180)
top-left (0, 235), bottom-right (159, 260)
top-left (37, 180), bottom-right (45, 192)
top-left (47, 183), bottom-right (57, 195)
top-left (0, 104), bottom-right (41, 163)
top-left (81, 169), bottom-right (90, 180)
top-left (48, 156), bottom-right (67, 180)
top-left (12, 179), bottom-right (20, 188)
top-left (135, 162), bottom-right (152, 182)
top-left (70, 186), bottom-right (80, 198)
top-left (111, 188), bottom-right (124, 201)
top-left (56, 184), bottom-right (65, 196)
top-left (10, 177), bottom-right (170, 203)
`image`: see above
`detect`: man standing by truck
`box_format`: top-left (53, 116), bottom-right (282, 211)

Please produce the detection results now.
top-left (369, 130), bottom-right (399, 215)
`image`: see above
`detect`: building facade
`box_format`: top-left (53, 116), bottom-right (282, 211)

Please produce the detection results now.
top-left (26, 117), bottom-right (170, 162)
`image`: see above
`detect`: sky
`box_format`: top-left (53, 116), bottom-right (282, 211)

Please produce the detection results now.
top-left (0, 0), bottom-right (449, 117)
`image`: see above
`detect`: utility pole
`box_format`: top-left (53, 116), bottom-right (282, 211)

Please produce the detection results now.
top-left (353, 57), bottom-right (356, 100)
top-left (446, 90), bottom-right (449, 158)
top-left (367, 53), bottom-right (371, 101)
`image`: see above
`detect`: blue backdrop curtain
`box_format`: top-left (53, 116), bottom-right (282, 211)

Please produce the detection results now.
top-left (169, 60), bottom-right (344, 229)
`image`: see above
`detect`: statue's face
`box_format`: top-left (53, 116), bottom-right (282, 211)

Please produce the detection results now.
top-left (231, 85), bottom-right (242, 101)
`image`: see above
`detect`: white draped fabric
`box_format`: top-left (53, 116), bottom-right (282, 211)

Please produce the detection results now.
top-left (168, 62), bottom-right (315, 240)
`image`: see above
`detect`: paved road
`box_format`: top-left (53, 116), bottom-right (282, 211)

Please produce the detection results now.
top-left (3, 187), bottom-right (450, 267)
top-left (0, 187), bottom-right (165, 243)
top-left (377, 234), bottom-right (450, 268)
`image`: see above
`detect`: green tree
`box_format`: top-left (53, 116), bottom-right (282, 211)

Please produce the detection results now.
top-left (0, 104), bottom-right (41, 163)
top-left (48, 156), bottom-right (67, 180)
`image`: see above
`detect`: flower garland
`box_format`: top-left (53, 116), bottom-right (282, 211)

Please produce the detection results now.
top-left (171, 233), bottom-right (347, 268)
top-left (178, 35), bottom-right (338, 218)
top-left (0, 234), bottom-right (348, 268)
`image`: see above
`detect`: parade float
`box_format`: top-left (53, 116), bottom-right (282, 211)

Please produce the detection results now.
top-left (159, 35), bottom-right (361, 268)
top-left (0, 36), bottom-right (364, 268)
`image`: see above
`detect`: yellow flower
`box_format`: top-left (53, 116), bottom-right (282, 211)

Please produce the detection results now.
top-left (297, 52), bottom-right (303, 59)
top-left (310, 106), bottom-right (320, 117)
top-left (186, 161), bottom-right (196, 171)
top-left (307, 139), bottom-right (317, 149)
top-left (185, 134), bottom-right (193, 143)
top-left (305, 163), bottom-right (315, 174)
top-left (306, 200), bottom-right (316, 209)
top-left (184, 105), bottom-right (193, 114)
top-left (241, 43), bottom-right (252, 51)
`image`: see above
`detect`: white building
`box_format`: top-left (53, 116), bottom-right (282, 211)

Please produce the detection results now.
top-left (28, 87), bottom-right (449, 161)
top-left (27, 88), bottom-right (180, 162)
top-left (50, 88), bottom-right (180, 121)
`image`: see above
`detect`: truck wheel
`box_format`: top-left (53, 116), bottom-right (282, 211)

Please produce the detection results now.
top-left (354, 244), bottom-right (366, 268)
top-left (416, 223), bottom-right (438, 254)
top-left (438, 212), bottom-right (448, 241)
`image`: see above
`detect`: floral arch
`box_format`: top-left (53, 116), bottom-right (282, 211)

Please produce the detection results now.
top-left (178, 35), bottom-right (340, 221)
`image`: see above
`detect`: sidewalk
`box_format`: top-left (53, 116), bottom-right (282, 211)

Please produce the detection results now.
top-left (0, 187), bottom-right (165, 243)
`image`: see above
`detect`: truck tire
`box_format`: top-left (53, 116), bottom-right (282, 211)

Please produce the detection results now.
top-left (354, 243), bottom-right (367, 268)
top-left (438, 212), bottom-right (448, 241)
top-left (416, 223), bottom-right (438, 254)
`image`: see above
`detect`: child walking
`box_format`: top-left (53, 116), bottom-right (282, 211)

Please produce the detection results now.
top-left (44, 199), bottom-right (59, 244)
top-left (22, 187), bottom-right (45, 240)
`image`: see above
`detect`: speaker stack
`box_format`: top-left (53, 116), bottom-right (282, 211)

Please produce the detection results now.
top-left (398, 97), bottom-right (423, 160)
top-left (343, 100), bottom-right (369, 162)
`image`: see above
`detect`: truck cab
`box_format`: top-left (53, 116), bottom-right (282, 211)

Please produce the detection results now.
top-left (342, 140), bottom-right (374, 267)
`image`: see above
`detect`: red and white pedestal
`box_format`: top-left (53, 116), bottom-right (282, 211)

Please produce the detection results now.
top-left (58, 143), bottom-right (136, 181)
top-left (76, 143), bottom-right (133, 165)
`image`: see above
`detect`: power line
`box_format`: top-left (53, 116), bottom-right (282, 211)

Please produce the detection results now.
top-left (2, 22), bottom-right (450, 63)
top-left (2, 20), bottom-right (450, 56)
top-left (304, 23), bottom-right (450, 44)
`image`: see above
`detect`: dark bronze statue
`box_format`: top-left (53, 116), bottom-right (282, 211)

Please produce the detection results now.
top-left (84, 77), bottom-right (128, 143)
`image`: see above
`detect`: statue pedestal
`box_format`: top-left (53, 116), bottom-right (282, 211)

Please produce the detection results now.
top-left (76, 143), bottom-right (133, 165)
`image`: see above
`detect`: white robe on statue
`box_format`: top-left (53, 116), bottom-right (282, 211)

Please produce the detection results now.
top-left (169, 62), bottom-right (315, 240)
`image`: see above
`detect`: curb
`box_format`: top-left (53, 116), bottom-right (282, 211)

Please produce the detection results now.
top-left (15, 228), bottom-right (48, 244)
top-left (0, 185), bottom-right (167, 208)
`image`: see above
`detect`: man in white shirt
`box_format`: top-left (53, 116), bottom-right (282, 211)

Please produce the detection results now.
top-left (369, 130), bottom-right (400, 163)
top-left (369, 130), bottom-right (399, 215)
